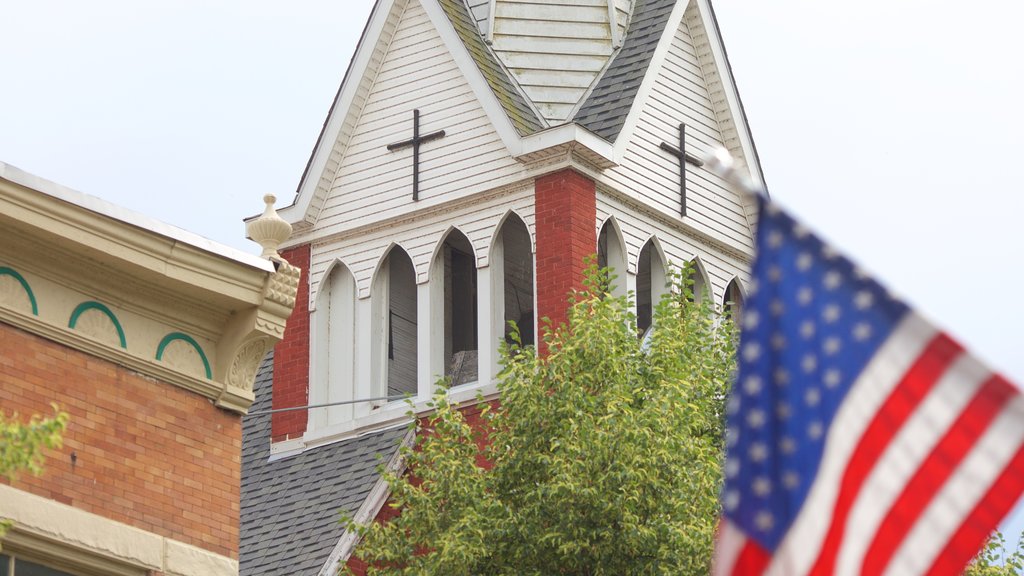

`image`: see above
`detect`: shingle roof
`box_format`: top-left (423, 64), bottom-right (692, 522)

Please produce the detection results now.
top-left (437, 0), bottom-right (545, 136)
top-left (240, 353), bottom-right (406, 576)
top-left (573, 0), bottom-right (677, 141)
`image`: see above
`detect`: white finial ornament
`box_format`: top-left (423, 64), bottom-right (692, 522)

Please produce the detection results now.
top-left (247, 194), bottom-right (292, 259)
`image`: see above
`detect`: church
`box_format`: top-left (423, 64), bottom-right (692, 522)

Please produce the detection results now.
top-left (239, 0), bottom-right (764, 573)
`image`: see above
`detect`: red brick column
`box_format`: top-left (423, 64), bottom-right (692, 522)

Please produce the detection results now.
top-left (272, 243), bottom-right (310, 442)
top-left (534, 168), bottom-right (597, 351)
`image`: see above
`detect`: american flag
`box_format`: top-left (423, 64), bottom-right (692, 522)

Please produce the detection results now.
top-left (715, 197), bottom-right (1024, 575)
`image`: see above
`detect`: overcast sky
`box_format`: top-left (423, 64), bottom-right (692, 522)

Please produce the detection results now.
top-left (3, 0), bottom-right (1023, 533)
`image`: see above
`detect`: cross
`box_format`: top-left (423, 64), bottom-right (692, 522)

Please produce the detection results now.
top-left (386, 109), bottom-right (446, 201)
top-left (659, 123), bottom-right (704, 218)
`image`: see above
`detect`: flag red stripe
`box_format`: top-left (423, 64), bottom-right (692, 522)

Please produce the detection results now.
top-left (860, 376), bottom-right (1015, 573)
top-left (926, 432), bottom-right (1024, 575)
top-left (808, 333), bottom-right (962, 576)
top-left (732, 540), bottom-right (771, 575)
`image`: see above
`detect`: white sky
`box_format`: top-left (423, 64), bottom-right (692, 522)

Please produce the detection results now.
top-left (3, 0), bottom-right (1024, 538)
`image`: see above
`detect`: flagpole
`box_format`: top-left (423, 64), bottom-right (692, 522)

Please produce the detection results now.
top-left (703, 148), bottom-right (768, 202)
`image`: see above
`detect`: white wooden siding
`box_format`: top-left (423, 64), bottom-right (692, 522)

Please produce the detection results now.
top-left (310, 186), bottom-right (535, 306)
top-left (598, 10), bottom-right (755, 256)
top-left (595, 194), bottom-right (749, 305)
top-left (467, 0), bottom-right (491, 36)
top-left (490, 0), bottom-right (619, 122)
top-left (313, 0), bottom-right (527, 240)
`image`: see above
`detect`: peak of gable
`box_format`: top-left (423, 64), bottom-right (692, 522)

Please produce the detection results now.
top-left (467, 0), bottom-right (635, 123)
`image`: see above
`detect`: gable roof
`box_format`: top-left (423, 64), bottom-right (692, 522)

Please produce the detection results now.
top-left (574, 0), bottom-right (677, 141)
top-left (239, 353), bottom-right (406, 575)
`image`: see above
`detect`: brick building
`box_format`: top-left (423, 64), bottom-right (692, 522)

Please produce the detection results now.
top-left (0, 163), bottom-right (299, 575)
top-left (239, 0), bottom-right (764, 573)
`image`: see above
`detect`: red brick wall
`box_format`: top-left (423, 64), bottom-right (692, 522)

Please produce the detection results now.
top-left (0, 322), bottom-right (240, 559)
top-left (534, 168), bottom-right (598, 351)
top-left (272, 243), bottom-right (310, 442)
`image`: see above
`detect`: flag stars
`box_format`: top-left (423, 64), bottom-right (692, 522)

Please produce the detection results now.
top-left (854, 322), bottom-right (872, 342)
top-left (743, 342), bottom-right (762, 362)
top-left (824, 337), bottom-right (841, 355)
top-left (743, 310), bottom-right (760, 330)
top-left (779, 435), bottom-right (796, 454)
top-left (800, 320), bottom-right (816, 339)
top-left (725, 458), bottom-right (740, 478)
top-left (750, 442), bottom-right (768, 462)
top-left (783, 471), bottom-right (800, 490)
top-left (755, 510), bottom-right (775, 532)
top-left (797, 286), bottom-right (814, 305)
top-left (747, 409), bottom-right (767, 429)
top-left (767, 230), bottom-right (783, 248)
top-left (805, 387), bottom-right (821, 407)
top-left (727, 395), bottom-right (740, 415)
top-left (774, 368), bottom-right (790, 386)
top-left (823, 270), bottom-right (842, 290)
top-left (823, 304), bottom-right (841, 323)
top-left (771, 299), bottom-right (785, 317)
top-left (796, 252), bottom-right (813, 271)
top-left (768, 266), bottom-right (782, 282)
top-left (724, 490), bottom-right (740, 512)
top-left (776, 401), bottom-right (791, 420)
top-left (744, 375), bottom-right (763, 395)
top-left (854, 290), bottom-right (874, 310)
top-left (824, 369), bottom-right (842, 389)
top-left (771, 333), bottom-right (787, 351)
top-left (808, 421), bottom-right (824, 440)
top-left (802, 353), bottom-right (818, 374)
top-left (753, 476), bottom-right (772, 497)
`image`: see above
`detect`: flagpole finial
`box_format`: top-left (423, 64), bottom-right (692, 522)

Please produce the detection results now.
top-left (704, 147), bottom-right (766, 201)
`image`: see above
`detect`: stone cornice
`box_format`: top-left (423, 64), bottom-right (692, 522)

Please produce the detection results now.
top-left (0, 167), bottom-right (301, 414)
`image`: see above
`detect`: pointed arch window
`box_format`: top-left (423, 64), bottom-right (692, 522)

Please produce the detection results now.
top-left (597, 218), bottom-right (627, 299)
top-left (312, 263), bottom-right (356, 428)
top-left (723, 277), bottom-right (745, 320)
top-left (636, 238), bottom-right (667, 337)
top-left (373, 247), bottom-right (418, 399)
top-left (494, 213), bottom-right (535, 347)
top-left (687, 258), bottom-right (710, 304)
top-left (432, 229), bottom-right (478, 386)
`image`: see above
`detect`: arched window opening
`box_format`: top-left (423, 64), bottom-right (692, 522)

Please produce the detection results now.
top-left (636, 239), bottom-right (666, 337)
top-left (440, 230), bottom-right (478, 386)
top-left (723, 278), bottom-right (744, 320)
top-left (687, 258), bottom-right (708, 304)
top-left (497, 215), bottom-right (535, 347)
top-left (313, 263), bottom-right (356, 428)
top-left (597, 219), bottom-right (627, 299)
top-left (373, 248), bottom-right (418, 399)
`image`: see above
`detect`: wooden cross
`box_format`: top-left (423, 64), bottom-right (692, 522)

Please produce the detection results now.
top-left (386, 109), bottom-right (446, 201)
top-left (658, 123), bottom-right (704, 218)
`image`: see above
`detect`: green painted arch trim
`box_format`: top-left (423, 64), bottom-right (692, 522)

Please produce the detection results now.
top-left (156, 332), bottom-right (212, 380)
top-left (68, 301), bottom-right (127, 348)
top-left (0, 267), bottom-right (38, 316)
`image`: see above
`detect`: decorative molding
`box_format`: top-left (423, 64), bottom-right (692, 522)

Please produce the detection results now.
top-left (0, 266), bottom-right (37, 315)
top-left (69, 301), bottom-right (127, 349)
top-left (228, 337), bottom-right (269, 392)
top-left (156, 332), bottom-right (213, 380)
top-left (0, 483), bottom-right (238, 576)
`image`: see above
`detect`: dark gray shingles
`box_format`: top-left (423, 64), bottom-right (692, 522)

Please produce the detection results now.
top-left (574, 0), bottom-right (677, 141)
top-left (240, 353), bottom-right (406, 575)
top-left (437, 0), bottom-right (544, 136)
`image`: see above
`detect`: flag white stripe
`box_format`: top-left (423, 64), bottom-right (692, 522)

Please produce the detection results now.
top-left (714, 520), bottom-right (748, 576)
top-left (834, 353), bottom-right (989, 575)
top-left (766, 313), bottom-right (936, 576)
top-left (884, 393), bottom-right (1024, 575)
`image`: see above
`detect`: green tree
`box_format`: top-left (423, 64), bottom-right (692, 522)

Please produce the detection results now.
top-left (0, 405), bottom-right (68, 539)
top-left (346, 263), bottom-right (735, 575)
top-left (966, 531), bottom-right (1024, 575)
